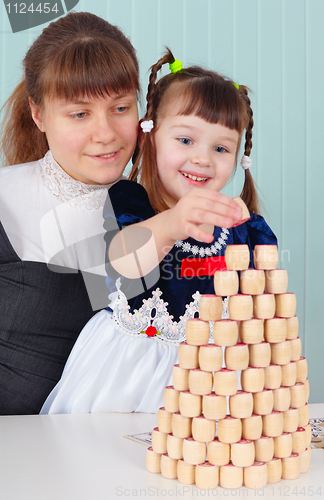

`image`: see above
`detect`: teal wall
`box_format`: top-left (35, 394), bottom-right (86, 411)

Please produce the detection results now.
top-left (1, 0), bottom-right (323, 403)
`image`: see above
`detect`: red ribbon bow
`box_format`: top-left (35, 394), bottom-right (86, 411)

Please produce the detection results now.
top-left (181, 256), bottom-right (227, 277)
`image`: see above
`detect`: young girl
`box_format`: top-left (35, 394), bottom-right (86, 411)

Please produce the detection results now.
top-left (41, 49), bottom-right (277, 415)
top-left (0, 12), bottom-right (140, 415)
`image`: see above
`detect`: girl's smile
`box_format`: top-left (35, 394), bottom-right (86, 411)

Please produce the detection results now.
top-left (30, 92), bottom-right (139, 185)
top-left (154, 108), bottom-right (240, 208)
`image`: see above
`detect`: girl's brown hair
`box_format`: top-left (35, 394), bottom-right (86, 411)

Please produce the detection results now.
top-left (130, 48), bottom-right (260, 214)
top-left (0, 11), bottom-right (139, 166)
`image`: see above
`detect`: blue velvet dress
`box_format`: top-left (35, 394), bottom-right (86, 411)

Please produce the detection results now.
top-left (41, 180), bottom-right (277, 414)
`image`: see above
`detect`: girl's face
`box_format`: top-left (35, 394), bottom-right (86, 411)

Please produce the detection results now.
top-left (30, 92), bottom-right (138, 185)
top-left (154, 106), bottom-right (240, 208)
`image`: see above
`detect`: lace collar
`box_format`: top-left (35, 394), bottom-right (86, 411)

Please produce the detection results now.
top-left (38, 150), bottom-right (112, 212)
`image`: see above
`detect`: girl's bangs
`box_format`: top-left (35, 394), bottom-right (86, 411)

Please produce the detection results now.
top-left (167, 79), bottom-right (247, 133)
top-left (40, 39), bottom-right (139, 102)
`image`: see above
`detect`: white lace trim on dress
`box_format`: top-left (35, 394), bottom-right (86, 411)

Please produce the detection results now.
top-left (110, 278), bottom-right (229, 346)
top-left (174, 227), bottom-right (230, 257)
top-left (38, 150), bottom-right (110, 212)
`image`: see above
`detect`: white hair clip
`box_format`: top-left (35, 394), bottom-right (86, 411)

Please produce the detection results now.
top-left (140, 120), bottom-right (154, 133)
top-left (240, 154), bottom-right (252, 170)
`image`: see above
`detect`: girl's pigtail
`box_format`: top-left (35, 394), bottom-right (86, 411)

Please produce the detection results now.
top-left (130, 49), bottom-right (175, 213)
top-left (0, 80), bottom-right (48, 166)
top-left (239, 86), bottom-right (260, 214)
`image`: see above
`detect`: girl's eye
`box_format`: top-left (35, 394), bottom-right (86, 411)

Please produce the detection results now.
top-left (214, 146), bottom-right (227, 153)
top-left (70, 112), bottom-right (87, 119)
top-left (179, 138), bottom-right (192, 145)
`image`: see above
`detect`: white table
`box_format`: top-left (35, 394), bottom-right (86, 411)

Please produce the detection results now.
top-left (1, 405), bottom-right (323, 500)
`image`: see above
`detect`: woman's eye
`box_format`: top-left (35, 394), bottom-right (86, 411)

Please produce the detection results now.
top-left (215, 146), bottom-right (227, 153)
top-left (115, 106), bottom-right (128, 113)
top-left (71, 112), bottom-right (87, 119)
top-left (179, 138), bottom-right (192, 145)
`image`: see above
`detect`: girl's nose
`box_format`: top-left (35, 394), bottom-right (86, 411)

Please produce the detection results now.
top-left (191, 149), bottom-right (211, 168)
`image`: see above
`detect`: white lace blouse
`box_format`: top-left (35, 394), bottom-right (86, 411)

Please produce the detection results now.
top-left (0, 151), bottom-right (115, 276)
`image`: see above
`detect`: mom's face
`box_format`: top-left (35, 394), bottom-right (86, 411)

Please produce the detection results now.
top-left (30, 92), bottom-right (139, 185)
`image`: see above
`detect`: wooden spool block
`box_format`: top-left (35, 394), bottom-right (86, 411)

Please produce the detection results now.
top-left (253, 293), bottom-right (276, 319)
top-left (231, 440), bottom-right (255, 467)
top-left (199, 294), bottom-right (223, 321)
top-left (249, 342), bottom-right (271, 368)
top-left (218, 416), bottom-right (242, 444)
top-left (157, 407), bottom-right (172, 434)
top-left (160, 453), bottom-right (178, 479)
top-left (296, 357), bottom-right (308, 383)
top-left (304, 378), bottom-right (310, 402)
top-left (253, 389), bottom-right (274, 415)
top-left (254, 245), bottom-right (278, 270)
top-left (189, 369), bottom-right (213, 396)
top-left (273, 432), bottom-right (293, 458)
top-left (164, 386), bottom-right (180, 413)
top-left (195, 462), bottom-right (219, 489)
top-left (172, 365), bottom-right (189, 392)
top-left (254, 436), bottom-right (274, 463)
top-left (179, 391), bottom-right (202, 418)
top-left (303, 423), bottom-right (312, 446)
top-left (177, 459), bottom-right (196, 485)
top-left (167, 433), bottom-right (184, 460)
top-left (203, 393), bottom-right (227, 420)
top-left (232, 196), bottom-right (250, 226)
top-left (298, 403), bottom-right (310, 428)
top-left (207, 438), bottom-right (230, 466)
top-left (265, 269), bottom-right (288, 294)
top-left (240, 269), bottom-right (265, 295)
top-left (299, 446), bottom-right (311, 474)
top-left (281, 453), bottom-right (300, 480)
top-left (242, 414), bottom-right (263, 440)
top-left (267, 457), bottom-right (282, 484)
top-left (241, 367), bottom-right (265, 393)
top-left (178, 342), bottom-right (199, 370)
top-left (281, 361), bottom-right (297, 387)
top-left (271, 341), bottom-right (291, 365)
top-left (290, 337), bottom-right (302, 362)
top-left (273, 386), bottom-right (291, 412)
top-left (192, 415), bottom-right (216, 443)
top-left (243, 462), bottom-right (268, 490)
top-left (213, 319), bottom-right (238, 347)
top-left (213, 270), bottom-right (239, 297)
top-left (229, 390), bottom-right (253, 419)
top-left (262, 411), bottom-right (284, 437)
top-left (185, 318), bottom-right (210, 346)
top-left (151, 427), bottom-right (168, 454)
top-left (264, 317), bottom-right (287, 343)
top-left (264, 364), bottom-right (282, 390)
top-left (225, 343), bottom-right (249, 370)
top-left (290, 382), bottom-right (307, 408)
top-left (146, 447), bottom-right (162, 474)
top-left (214, 368), bottom-right (238, 396)
top-left (275, 293), bottom-right (296, 318)
top-left (283, 408), bottom-right (299, 433)
top-left (219, 463), bottom-right (243, 489)
top-left (182, 437), bottom-right (206, 465)
top-left (198, 344), bottom-right (223, 372)
top-left (291, 427), bottom-right (307, 454)
top-left (171, 412), bottom-right (192, 439)
top-left (225, 244), bottom-right (250, 271)
top-left (228, 294), bottom-right (253, 321)
top-left (239, 319), bottom-right (264, 344)
top-left (286, 316), bottom-right (299, 340)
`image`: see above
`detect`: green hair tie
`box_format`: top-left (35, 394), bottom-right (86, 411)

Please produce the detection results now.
top-left (233, 83), bottom-right (240, 90)
top-left (169, 59), bottom-right (182, 74)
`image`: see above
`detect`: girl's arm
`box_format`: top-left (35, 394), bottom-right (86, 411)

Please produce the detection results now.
top-left (109, 188), bottom-right (242, 279)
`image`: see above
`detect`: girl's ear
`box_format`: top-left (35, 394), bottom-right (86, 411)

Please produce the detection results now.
top-left (29, 98), bottom-right (45, 132)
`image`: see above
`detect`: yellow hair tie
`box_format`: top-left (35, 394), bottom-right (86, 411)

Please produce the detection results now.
top-left (233, 83), bottom-right (240, 90)
top-left (169, 59), bottom-right (182, 74)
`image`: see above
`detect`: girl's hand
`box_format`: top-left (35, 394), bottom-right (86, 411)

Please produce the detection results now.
top-left (164, 188), bottom-right (242, 243)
